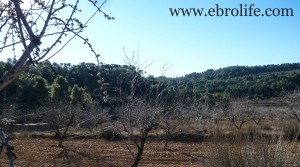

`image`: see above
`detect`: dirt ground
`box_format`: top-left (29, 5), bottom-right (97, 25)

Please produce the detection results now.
top-left (0, 138), bottom-right (209, 167)
top-left (0, 137), bottom-right (299, 167)
top-left (0, 138), bottom-right (300, 167)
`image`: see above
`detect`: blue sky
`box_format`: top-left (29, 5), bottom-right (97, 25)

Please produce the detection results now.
top-left (1, 0), bottom-right (300, 77)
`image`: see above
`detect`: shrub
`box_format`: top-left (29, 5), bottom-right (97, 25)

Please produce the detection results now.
top-left (281, 120), bottom-right (299, 140)
top-left (206, 136), bottom-right (297, 167)
top-left (101, 128), bottom-right (121, 140)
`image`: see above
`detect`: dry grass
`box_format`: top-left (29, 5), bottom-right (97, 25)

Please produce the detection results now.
top-left (206, 137), bottom-right (299, 167)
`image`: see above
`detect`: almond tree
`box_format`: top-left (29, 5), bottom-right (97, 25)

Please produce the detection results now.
top-left (78, 102), bottom-right (110, 132)
top-left (117, 99), bottom-right (164, 167)
top-left (159, 102), bottom-right (190, 150)
top-left (222, 99), bottom-right (253, 130)
top-left (189, 101), bottom-right (213, 133)
top-left (251, 106), bottom-right (267, 126)
top-left (0, 0), bottom-right (113, 91)
top-left (113, 51), bottom-right (169, 167)
top-left (40, 101), bottom-right (80, 147)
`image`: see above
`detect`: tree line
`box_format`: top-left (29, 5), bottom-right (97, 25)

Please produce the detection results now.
top-left (1, 59), bottom-right (300, 113)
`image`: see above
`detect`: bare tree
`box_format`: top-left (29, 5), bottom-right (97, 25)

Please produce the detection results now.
top-left (0, 0), bottom-right (113, 91)
top-left (189, 101), bottom-right (215, 133)
top-left (117, 99), bottom-right (165, 167)
top-left (77, 102), bottom-right (110, 132)
top-left (251, 106), bottom-right (267, 126)
top-left (40, 101), bottom-right (80, 147)
top-left (112, 50), bottom-right (169, 167)
top-left (286, 102), bottom-right (300, 123)
top-left (159, 103), bottom-right (190, 150)
top-left (266, 106), bottom-right (287, 123)
top-left (222, 99), bottom-right (253, 130)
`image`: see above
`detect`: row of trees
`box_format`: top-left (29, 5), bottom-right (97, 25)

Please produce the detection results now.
top-left (0, 69), bottom-right (92, 109)
top-left (27, 95), bottom-right (299, 167)
top-left (175, 64), bottom-right (300, 99)
top-left (2, 60), bottom-right (300, 112)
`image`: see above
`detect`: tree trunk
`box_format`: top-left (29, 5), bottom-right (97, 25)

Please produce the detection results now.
top-left (55, 130), bottom-right (64, 147)
top-left (163, 130), bottom-right (171, 150)
top-left (131, 135), bottom-right (147, 167)
top-left (58, 138), bottom-right (63, 147)
top-left (164, 138), bottom-right (170, 150)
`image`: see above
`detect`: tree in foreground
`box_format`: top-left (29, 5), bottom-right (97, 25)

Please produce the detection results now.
top-left (111, 51), bottom-right (169, 167)
top-left (0, 0), bottom-right (113, 91)
top-left (117, 99), bottom-right (165, 167)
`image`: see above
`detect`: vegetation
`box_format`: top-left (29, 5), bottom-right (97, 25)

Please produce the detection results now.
top-left (1, 1), bottom-right (298, 166)
top-left (1, 59), bottom-right (300, 166)
top-left (1, 61), bottom-right (300, 111)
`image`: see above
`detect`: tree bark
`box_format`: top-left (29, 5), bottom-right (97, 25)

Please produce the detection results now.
top-left (131, 134), bottom-right (147, 167)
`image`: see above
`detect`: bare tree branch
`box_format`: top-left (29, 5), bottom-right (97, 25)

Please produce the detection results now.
top-left (0, 0), bottom-right (114, 91)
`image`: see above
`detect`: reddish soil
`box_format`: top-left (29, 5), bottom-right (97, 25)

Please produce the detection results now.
top-left (0, 137), bottom-right (299, 167)
top-left (0, 138), bottom-right (209, 167)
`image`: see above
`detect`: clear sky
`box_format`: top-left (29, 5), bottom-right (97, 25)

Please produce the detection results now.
top-left (1, 0), bottom-right (300, 77)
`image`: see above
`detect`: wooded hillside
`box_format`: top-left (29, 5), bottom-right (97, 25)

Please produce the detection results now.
top-left (1, 59), bottom-right (300, 112)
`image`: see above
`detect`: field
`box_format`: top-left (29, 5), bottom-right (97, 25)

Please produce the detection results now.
top-left (0, 135), bottom-right (299, 167)
top-left (1, 98), bottom-right (300, 167)
top-left (1, 137), bottom-right (207, 167)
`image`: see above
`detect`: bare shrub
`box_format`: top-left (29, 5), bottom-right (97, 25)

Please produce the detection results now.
top-left (101, 127), bottom-right (121, 140)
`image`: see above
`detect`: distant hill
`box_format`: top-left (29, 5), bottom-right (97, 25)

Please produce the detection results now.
top-left (1, 60), bottom-right (300, 110)
top-left (161, 63), bottom-right (300, 100)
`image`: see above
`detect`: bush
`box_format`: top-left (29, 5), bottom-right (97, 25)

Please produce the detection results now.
top-left (281, 121), bottom-right (299, 140)
top-left (206, 136), bottom-right (298, 167)
top-left (101, 128), bottom-right (121, 140)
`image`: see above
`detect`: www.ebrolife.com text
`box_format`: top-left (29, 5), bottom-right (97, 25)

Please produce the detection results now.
top-left (170, 4), bottom-right (294, 17)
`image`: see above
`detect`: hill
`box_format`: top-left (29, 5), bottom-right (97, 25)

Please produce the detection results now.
top-left (1, 60), bottom-right (300, 110)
